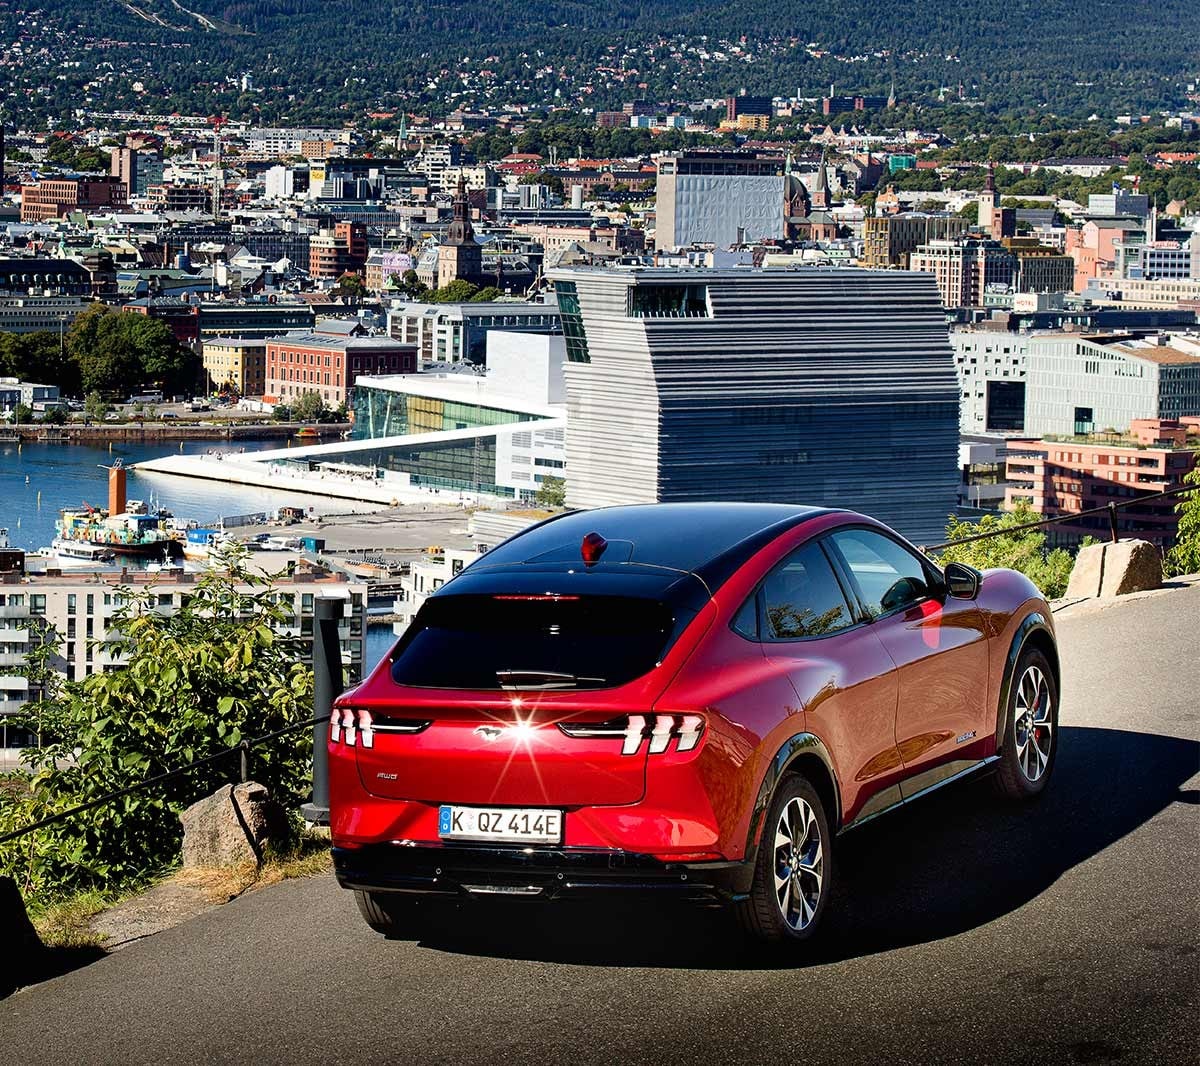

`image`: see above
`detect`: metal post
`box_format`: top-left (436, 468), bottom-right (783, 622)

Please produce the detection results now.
top-left (1107, 502), bottom-right (1120, 544)
top-left (302, 597), bottom-right (343, 825)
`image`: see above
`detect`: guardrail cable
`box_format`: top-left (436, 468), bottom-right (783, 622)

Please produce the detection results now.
top-left (921, 481), bottom-right (1200, 553)
top-left (0, 713), bottom-right (332, 847)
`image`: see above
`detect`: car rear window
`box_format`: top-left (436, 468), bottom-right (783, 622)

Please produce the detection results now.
top-left (390, 594), bottom-right (688, 690)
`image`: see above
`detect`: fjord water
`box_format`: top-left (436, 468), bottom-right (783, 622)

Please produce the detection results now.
top-left (0, 439), bottom-right (357, 551)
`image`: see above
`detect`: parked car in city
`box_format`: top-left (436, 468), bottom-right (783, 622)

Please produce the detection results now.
top-left (329, 503), bottom-right (1059, 946)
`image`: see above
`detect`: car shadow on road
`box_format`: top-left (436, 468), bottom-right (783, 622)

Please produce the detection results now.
top-left (406, 726), bottom-right (1200, 969)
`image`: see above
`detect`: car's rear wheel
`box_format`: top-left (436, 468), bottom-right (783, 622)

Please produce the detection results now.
top-left (994, 647), bottom-right (1058, 800)
top-left (354, 890), bottom-right (427, 938)
top-left (736, 773), bottom-right (832, 945)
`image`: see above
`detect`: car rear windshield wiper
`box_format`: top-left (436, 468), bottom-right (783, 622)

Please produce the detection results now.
top-left (495, 669), bottom-right (608, 690)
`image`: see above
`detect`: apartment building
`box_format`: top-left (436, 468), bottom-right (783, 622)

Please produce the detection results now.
top-left (387, 301), bottom-right (560, 365)
top-left (861, 213), bottom-right (969, 269)
top-left (908, 238), bottom-right (1018, 308)
top-left (309, 221), bottom-right (368, 281)
top-left (0, 568), bottom-right (367, 745)
top-left (1004, 435), bottom-right (1198, 548)
top-left (202, 337), bottom-right (267, 397)
top-left (951, 327), bottom-right (1029, 434)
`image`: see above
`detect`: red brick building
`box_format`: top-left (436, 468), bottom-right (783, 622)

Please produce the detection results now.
top-left (19, 177), bottom-right (126, 222)
top-left (121, 297), bottom-right (201, 348)
top-left (264, 333), bottom-right (416, 408)
top-left (1005, 431), bottom-right (1199, 548)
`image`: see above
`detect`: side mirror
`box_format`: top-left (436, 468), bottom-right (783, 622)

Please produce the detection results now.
top-left (944, 561), bottom-right (982, 600)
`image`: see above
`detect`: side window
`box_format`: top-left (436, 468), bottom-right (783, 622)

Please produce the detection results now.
top-left (829, 529), bottom-right (933, 619)
top-left (760, 542), bottom-right (854, 640)
top-left (731, 596), bottom-right (758, 640)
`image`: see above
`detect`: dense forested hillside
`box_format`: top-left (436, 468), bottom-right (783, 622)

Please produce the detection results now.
top-left (2, 0), bottom-right (1197, 124)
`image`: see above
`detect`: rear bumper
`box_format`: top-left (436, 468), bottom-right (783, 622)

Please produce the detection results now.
top-left (333, 843), bottom-right (754, 904)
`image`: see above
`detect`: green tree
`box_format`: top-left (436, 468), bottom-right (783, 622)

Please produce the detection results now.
top-left (333, 272), bottom-right (368, 306)
top-left (534, 475), bottom-right (566, 508)
top-left (84, 391), bottom-right (109, 421)
top-left (1165, 466), bottom-right (1200, 577)
top-left (291, 391), bottom-right (327, 422)
top-left (67, 305), bottom-right (197, 396)
top-left (936, 503), bottom-right (1081, 599)
top-left (0, 548), bottom-right (315, 897)
top-left (429, 279), bottom-right (479, 303)
top-left (470, 286), bottom-right (503, 302)
top-left (13, 403), bottom-right (33, 425)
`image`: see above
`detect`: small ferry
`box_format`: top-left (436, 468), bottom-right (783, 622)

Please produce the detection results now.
top-left (50, 538), bottom-right (118, 563)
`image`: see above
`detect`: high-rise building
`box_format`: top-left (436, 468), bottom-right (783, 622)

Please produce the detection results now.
top-left (654, 151), bottom-right (784, 251)
top-left (548, 266), bottom-right (959, 543)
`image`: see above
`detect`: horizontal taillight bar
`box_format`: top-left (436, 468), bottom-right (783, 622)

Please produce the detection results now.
top-left (491, 594), bottom-right (581, 602)
top-left (558, 714), bottom-right (704, 755)
top-left (331, 708), bottom-right (430, 749)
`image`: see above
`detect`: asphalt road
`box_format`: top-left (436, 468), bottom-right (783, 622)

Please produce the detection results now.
top-left (4, 586), bottom-right (1198, 1066)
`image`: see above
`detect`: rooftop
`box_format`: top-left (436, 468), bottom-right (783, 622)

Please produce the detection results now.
top-left (355, 372), bottom-right (562, 417)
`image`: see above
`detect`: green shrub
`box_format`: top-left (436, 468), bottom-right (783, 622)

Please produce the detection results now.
top-left (936, 503), bottom-right (1083, 599)
top-left (1165, 466), bottom-right (1200, 577)
top-left (0, 548), bottom-right (315, 900)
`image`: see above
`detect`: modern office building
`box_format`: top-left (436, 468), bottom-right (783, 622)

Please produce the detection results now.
top-left (197, 302), bottom-right (316, 338)
top-left (387, 300), bottom-right (560, 365)
top-left (1004, 435), bottom-right (1198, 548)
top-left (0, 568), bottom-right (366, 739)
top-left (654, 151), bottom-right (784, 251)
top-left (309, 221), bottom-right (368, 281)
top-left (951, 327), bottom-right (1029, 434)
top-left (392, 549), bottom-right (484, 635)
top-left (548, 266), bottom-right (959, 543)
top-left (19, 177), bottom-right (126, 222)
top-left (1025, 333), bottom-right (1200, 437)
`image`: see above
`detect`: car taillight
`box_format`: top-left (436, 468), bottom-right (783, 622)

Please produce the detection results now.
top-left (559, 714), bottom-right (705, 755)
top-left (330, 708), bottom-right (430, 748)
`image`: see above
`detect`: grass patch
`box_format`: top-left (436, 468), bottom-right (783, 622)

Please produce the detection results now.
top-left (27, 881), bottom-right (159, 950)
top-left (172, 831), bottom-right (331, 902)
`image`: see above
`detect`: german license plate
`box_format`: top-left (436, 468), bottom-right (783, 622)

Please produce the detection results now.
top-left (438, 806), bottom-right (562, 844)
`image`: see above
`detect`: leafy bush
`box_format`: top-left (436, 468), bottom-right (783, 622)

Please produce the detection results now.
top-left (936, 503), bottom-right (1082, 599)
top-left (0, 549), bottom-right (315, 899)
top-left (1165, 466), bottom-right (1200, 577)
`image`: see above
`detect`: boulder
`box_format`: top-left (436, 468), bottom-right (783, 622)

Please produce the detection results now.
top-left (1099, 539), bottom-right (1162, 598)
top-left (1065, 543), bottom-right (1106, 599)
top-left (0, 875), bottom-right (44, 997)
top-left (179, 782), bottom-right (287, 869)
top-left (1065, 539), bottom-right (1162, 600)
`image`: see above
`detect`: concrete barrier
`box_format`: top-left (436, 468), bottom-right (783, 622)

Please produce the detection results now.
top-left (1066, 539), bottom-right (1163, 600)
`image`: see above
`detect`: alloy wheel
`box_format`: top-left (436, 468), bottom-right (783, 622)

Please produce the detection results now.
top-left (773, 796), bottom-right (823, 931)
top-left (1014, 664), bottom-right (1054, 782)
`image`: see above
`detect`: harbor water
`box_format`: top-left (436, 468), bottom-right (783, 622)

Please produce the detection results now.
top-left (0, 439), bottom-right (380, 552)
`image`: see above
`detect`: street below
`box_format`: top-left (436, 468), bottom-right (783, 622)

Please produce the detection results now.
top-left (3, 584), bottom-right (1198, 1066)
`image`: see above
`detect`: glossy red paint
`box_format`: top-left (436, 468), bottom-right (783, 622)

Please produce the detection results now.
top-left (330, 505), bottom-right (1054, 900)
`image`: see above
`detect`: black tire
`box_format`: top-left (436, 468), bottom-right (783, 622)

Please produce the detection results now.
top-left (994, 647), bottom-right (1059, 801)
top-left (354, 890), bottom-right (426, 938)
top-left (736, 773), bottom-right (833, 945)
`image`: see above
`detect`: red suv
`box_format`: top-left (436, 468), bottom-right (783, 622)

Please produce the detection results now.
top-left (330, 503), bottom-right (1058, 944)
